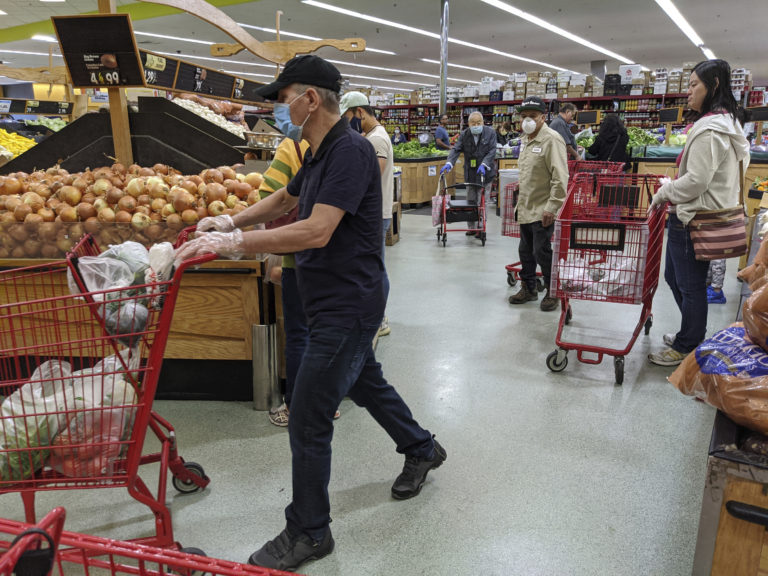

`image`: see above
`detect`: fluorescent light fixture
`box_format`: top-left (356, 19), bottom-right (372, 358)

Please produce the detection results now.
top-left (654, 0), bottom-right (715, 59)
top-left (701, 47), bottom-right (717, 60)
top-left (348, 82), bottom-right (412, 92)
top-left (0, 50), bottom-right (62, 57)
top-left (220, 69), bottom-right (274, 79)
top-left (238, 23), bottom-right (395, 55)
top-left (302, 0), bottom-right (565, 71)
top-left (0, 9), bottom-right (7, 15)
top-left (342, 73), bottom-right (426, 87)
top-left (421, 58), bottom-right (509, 77)
top-left (39, 0), bottom-right (66, 2)
top-left (31, 34), bottom-right (58, 42)
top-left (325, 58), bottom-right (478, 84)
top-left (133, 31), bottom-right (213, 46)
top-left (154, 50), bottom-right (275, 69)
top-left (480, 0), bottom-right (634, 64)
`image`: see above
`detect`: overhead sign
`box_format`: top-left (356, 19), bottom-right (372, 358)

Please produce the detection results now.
top-left (52, 14), bottom-right (145, 88)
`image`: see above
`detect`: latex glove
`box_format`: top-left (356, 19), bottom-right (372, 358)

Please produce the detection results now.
top-left (647, 192), bottom-right (666, 214)
top-left (659, 177), bottom-right (672, 188)
top-left (197, 214), bottom-right (235, 233)
top-left (541, 211), bottom-right (555, 228)
top-left (174, 229), bottom-right (244, 266)
top-left (477, 164), bottom-right (487, 176)
top-left (440, 162), bottom-right (453, 175)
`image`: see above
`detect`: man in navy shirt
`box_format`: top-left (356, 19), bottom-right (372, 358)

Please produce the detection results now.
top-left (435, 114), bottom-right (451, 150)
top-left (175, 55), bottom-right (446, 573)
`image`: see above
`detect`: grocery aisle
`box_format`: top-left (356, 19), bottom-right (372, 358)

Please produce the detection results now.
top-left (0, 209), bottom-right (737, 575)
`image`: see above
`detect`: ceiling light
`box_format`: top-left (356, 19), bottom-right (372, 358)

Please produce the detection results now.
top-left (134, 31), bottom-right (213, 46)
top-left (480, 0), bottom-right (635, 64)
top-left (31, 34), bottom-right (58, 42)
top-left (39, 0), bottom-right (66, 2)
top-left (348, 82), bottom-right (412, 92)
top-left (654, 0), bottom-right (714, 59)
top-left (0, 50), bottom-right (63, 57)
top-left (421, 58), bottom-right (509, 77)
top-left (220, 69), bottom-right (274, 79)
top-left (342, 73), bottom-right (426, 87)
top-left (155, 51), bottom-right (276, 68)
top-left (701, 47), bottom-right (717, 60)
top-left (325, 58), bottom-right (478, 84)
top-left (238, 23), bottom-right (395, 55)
top-left (0, 9), bottom-right (7, 15)
top-left (302, 0), bottom-right (564, 71)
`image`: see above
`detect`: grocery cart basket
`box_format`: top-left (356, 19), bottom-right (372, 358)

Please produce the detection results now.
top-left (435, 174), bottom-right (487, 246)
top-left (546, 173), bottom-right (666, 384)
top-left (0, 507), bottom-right (294, 576)
top-left (566, 160), bottom-right (626, 175)
top-left (0, 233), bottom-right (215, 550)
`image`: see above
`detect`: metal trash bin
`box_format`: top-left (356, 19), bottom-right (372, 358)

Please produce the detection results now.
top-left (252, 323), bottom-right (281, 411)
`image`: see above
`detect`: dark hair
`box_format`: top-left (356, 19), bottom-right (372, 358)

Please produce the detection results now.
top-left (560, 103), bottom-right (577, 114)
top-left (351, 105), bottom-right (376, 117)
top-left (598, 114), bottom-right (626, 142)
top-left (690, 59), bottom-right (739, 120)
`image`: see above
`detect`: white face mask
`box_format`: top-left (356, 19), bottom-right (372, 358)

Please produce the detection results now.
top-left (521, 117), bottom-right (538, 135)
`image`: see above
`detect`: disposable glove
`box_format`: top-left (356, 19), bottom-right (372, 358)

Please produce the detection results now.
top-left (197, 214), bottom-right (235, 233)
top-left (440, 162), bottom-right (453, 174)
top-left (659, 177), bottom-right (672, 187)
top-left (174, 229), bottom-right (244, 267)
top-left (647, 192), bottom-right (666, 214)
top-left (477, 164), bottom-right (486, 176)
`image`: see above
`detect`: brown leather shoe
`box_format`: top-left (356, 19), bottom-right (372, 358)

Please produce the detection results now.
top-left (509, 283), bottom-right (538, 304)
top-left (540, 290), bottom-right (558, 311)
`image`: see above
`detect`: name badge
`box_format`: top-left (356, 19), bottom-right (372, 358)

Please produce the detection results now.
top-left (532, 147), bottom-right (542, 154)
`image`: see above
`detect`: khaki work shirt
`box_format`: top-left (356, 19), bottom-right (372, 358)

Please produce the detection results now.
top-left (516, 124), bottom-right (568, 224)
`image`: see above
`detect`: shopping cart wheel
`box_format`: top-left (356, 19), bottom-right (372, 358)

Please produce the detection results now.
top-left (176, 547), bottom-right (207, 576)
top-left (442, 233), bottom-right (447, 247)
top-left (546, 349), bottom-right (568, 372)
top-left (507, 272), bottom-right (517, 287)
top-left (172, 462), bottom-right (208, 494)
top-left (614, 356), bottom-right (625, 386)
top-left (436, 228), bottom-right (442, 242)
top-left (480, 232), bottom-right (486, 246)
top-left (644, 316), bottom-right (653, 335)
top-left (565, 305), bottom-right (572, 325)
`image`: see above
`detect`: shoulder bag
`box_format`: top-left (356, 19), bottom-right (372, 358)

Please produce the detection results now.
top-left (265, 141), bottom-right (304, 230)
top-left (688, 160), bottom-right (747, 261)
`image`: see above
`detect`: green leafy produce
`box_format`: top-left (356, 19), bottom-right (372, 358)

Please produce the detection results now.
top-left (25, 117), bottom-right (67, 132)
top-left (626, 127), bottom-right (658, 150)
top-left (393, 141), bottom-right (449, 160)
top-left (577, 135), bottom-right (595, 149)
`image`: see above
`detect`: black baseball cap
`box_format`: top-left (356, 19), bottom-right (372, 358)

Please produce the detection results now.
top-left (255, 55), bottom-right (343, 101)
top-left (517, 97), bottom-right (547, 113)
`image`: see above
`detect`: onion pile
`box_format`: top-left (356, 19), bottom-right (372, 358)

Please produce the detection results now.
top-left (0, 164), bottom-right (264, 259)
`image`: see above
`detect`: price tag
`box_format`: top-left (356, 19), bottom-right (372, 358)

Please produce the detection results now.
top-left (0, 100), bottom-right (10, 114)
top-left (144, 69), bottom-right (158, 85)
top-left (428, 166), bottom-right (437, 176)
top-left (25, 101), bottom-right (40, 113)
top-left (89, 69), bottom-right (121, 86)
top-left (145, 53), bottom-right (166, 72)
top-left (58, 102), bottom-right (70, 114)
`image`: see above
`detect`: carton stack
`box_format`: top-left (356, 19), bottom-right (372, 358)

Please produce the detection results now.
top-left (525, 71), bottom-right (546, 98)
top-left (604, 74), bottom-right (621, 96)
top-left (667, 69), bottom-right (682, 94)
top-left (731, 68), bottom-right (751, 101)
top-left (653, 68), bottom-right (668, 95)
top-left (567, 73), bottom-right (587, 99)
top-left (681, 62), bottom-right (696, 92)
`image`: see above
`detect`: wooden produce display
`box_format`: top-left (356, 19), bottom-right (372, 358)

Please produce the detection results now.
top-left (395, 157), bottom-right (463, 205)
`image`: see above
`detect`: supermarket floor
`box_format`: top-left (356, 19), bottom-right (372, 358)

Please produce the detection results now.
top-left (1, 207), bottom-right (738, 576)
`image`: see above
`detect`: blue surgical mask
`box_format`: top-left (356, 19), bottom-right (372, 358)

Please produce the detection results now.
top-left (273, 92), bottom-right (310, 142)
top-left (470, 125), bottom-right (483, 136)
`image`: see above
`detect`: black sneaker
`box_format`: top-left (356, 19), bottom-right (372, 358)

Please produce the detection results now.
top-left (248, 527), bottom-right (334, 572)
top-left (391, 437), bottom-right (446, 500)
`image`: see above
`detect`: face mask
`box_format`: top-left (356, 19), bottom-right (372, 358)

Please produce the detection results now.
top-left (349, 115), bottom-right (363, 133)
top-left (521, 118), bottom-right (538, 135)
top-left (394, 129), bottom-right (400, 135)
top-left (273, 92), bottom-right (309, 142)
top-left (470, 125), bottom-right (483, 136)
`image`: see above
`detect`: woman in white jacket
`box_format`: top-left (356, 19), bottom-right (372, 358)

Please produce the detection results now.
top-left (648, 59), bottom-right (751, 366)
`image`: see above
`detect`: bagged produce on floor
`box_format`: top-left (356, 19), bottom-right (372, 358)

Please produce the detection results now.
top-left (743, 281), bottom-right (768, 352)
top-left (669, 324), bottom-right (768, 435)
top-left (738, 238), bottom-right (768, 290)
top-left (0, 360), bottom-right (75, 481)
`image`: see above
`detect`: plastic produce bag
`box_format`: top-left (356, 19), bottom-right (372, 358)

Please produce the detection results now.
top-left (48, 354), bottom-right (138, 478)
top-left (103, 301), bottom-right (150, 347)
top-left (67, 256), bottom-right (133, 299)
top-left (669, 324), bottom-right (768, 435)
top-left (0, 360), bottom-right (74, 481)
top-left (100, 241), bottom-right (150, 286)
top-left (144, 242), bottom-right (175, 307)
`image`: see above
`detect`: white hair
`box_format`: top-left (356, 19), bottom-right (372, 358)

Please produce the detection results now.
top-left (468, 111), bottom-right (483, 122)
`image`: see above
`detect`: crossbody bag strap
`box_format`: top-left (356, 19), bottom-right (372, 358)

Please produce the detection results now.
top-left (606, 136), bottom-right (620, 161)
top-left (293, 140), bottom-right (305, 163)
top-left (739, 159), bottom-right (745, 208)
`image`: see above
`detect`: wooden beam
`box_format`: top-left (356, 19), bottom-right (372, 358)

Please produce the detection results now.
top-left (211, 38), bottom-right (367, 59)
top-left (99, 0), bottom-right (134, 166)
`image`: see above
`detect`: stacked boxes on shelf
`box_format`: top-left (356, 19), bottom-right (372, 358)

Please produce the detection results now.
top-left (731, 68), bottom-right (752, 101)
top-left (668, 69), bottom-right (682, 94)
top-left (604, 74), bottom-right (621, 96)
top-left (654, 68), bottom-right (668, 95)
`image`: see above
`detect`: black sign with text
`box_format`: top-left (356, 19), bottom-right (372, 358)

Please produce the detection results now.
top-left (175, 61), bottom-right (235, 99)
top-left (0, 99), bottom-right (72, 115)
top-left (140, 50), bottom-right (178, 90)
top-left (749, 106), bottom-right (768, 122)
top-left (659, 107), bottom-right (683, 124)
top-left (52, 14), bottom-right (144, 88)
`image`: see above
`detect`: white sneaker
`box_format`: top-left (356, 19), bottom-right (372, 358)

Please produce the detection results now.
top-left (663, 333), bottom-right (675, 347)
top-left (268, 402), bottom-right (289, 427)
top-left (648, 347), bottom-right (687, 367)
top-left (378, 317), bottom-right (391, 337)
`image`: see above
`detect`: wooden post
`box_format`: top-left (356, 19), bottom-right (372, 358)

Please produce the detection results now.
top-left (757, 121), bottom-right (764, 145)
top-left (98, 0), bottom-right (134, 165)
top-left (664, 123), bottom-right (672, 146)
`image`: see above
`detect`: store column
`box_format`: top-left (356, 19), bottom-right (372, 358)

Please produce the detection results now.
top-left (439, 0), bottom-right (449, 116)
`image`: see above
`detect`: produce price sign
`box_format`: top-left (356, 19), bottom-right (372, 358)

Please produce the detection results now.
top-left (659, 107), bottom-right (683, 124)
top-left (576, 109), bottom-right (601, 125)
top-left (232, 79), bottom-right (266, 104)
top-left (140, 50), bottom-right (179, 90)
top-left (175, 62), bottom-right (235, 99)
top-left (0, 100), bottom-right (12, 114)
top-left (52, 14), bottom-right (145, 88)
top-left (749, 106), bottom-right (768, 122)
top-left (25, 100), bottom-right (72, 115)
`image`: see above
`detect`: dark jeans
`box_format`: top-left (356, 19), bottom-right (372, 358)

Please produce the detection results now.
top-left (285, 317), bottom-right (434, 541)
top-left (382, 218), bottom-right (391, 312)
top-left (281, 267), bottom-right (309, 407)
top-left (664, 213), bottom-right (710, 353)
top-left (519, 221), bottom-right (554, 291)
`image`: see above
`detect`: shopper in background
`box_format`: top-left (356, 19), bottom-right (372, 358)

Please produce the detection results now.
top-left (549, 102), bottom-right (580, 161)
top-left (435, 114), bottom-right (451, 150)
top-left (340, 91), bottom-right (395, 338)
top-left (441, 111), bottom-right (497, 235)
top-left (392, 126), bottom-right (407, 145)
top-left (707, 259), bottom-right (727, 304)
top-left (588, 113), bottom-right (630, 167)
top-left (647, 59), bottom-right (750, 366)
top-left (175, 55), bottom-right (445, 572)
top-left (508, 97), bottom-right (568, 311)
top-left (496, 121), bottom-right (513, 145)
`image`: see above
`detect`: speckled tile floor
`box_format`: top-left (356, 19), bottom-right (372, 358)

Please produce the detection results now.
top-left (0, 207), bottom-right (733, 576)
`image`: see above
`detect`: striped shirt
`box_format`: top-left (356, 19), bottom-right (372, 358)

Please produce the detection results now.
top-left (258, 138), bottom-right (310, 268)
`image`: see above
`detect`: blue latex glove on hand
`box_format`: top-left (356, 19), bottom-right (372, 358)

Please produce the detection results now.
top-left (477, 164), bottom-right (486, 176)
top-left (440, 162), bottom-right (453, 175)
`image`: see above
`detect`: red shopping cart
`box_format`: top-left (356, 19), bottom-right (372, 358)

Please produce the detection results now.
top-left (434, 174), bottom-right (487, 246)
top-left (503, 161), bottom-right (626, 287)
top-left (546, 173), bottom-right (666, 385)
top-left (0, 232), bottom-right (215, 550)
top-left (0, 507), bottom-right (294, 576)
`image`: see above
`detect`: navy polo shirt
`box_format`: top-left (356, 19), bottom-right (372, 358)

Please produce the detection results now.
top-left (287, 119), bottom-right (384, 328)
